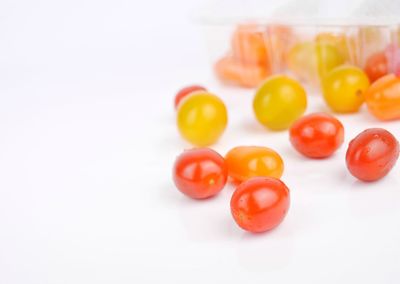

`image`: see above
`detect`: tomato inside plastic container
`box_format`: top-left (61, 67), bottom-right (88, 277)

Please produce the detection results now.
top-left (200, 0), bottom-right (400, 90)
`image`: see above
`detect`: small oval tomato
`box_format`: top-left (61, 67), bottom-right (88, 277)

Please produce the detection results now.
top-left (290, 113), bottom-right (344, 158)
top-left (225, 146), bottom-right (284, 183)
top-left (365, 74), bottom-right (400, 121)
top-left (253, 75), bottom-right (307, 130)
top-left (173, 148), bottom-right (228, 199)
top-left (364, 51), bottom-right (388, 83)
top-left (174, 85), bottom-right (207, 109)
top-left (177, 92), bottom-right (228, 146)
top-left (230, 177), bottom-right (290, 233)
top-left (214, 56), bottom-right (269, 88)
top-left (322, 65), bottom-right (370, 113)
top-left (346, 128), bottom-right (399, 182)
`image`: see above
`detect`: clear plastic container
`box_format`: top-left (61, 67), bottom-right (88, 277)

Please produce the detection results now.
top-left (199, 0), bottom-right (400, 89)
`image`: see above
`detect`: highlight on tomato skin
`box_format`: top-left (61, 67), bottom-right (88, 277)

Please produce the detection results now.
top-left (230, 177), bottom-right (290, 233)
top-left (177, 92), bottom-right (228, 147)
top-left (322, 65), bottom-right (370, 113)
top-left (253, 75), bottom-right (307, 130)
top-left (225, 146), bottom-right (284, 183)
top-left (345, 128), bottom-right (400, 182)
top-left (289, 113), bottom-right (344, 159)
top-left (174, 85), bottom-right (207, 109)
top-left (173, 148), bottom-right (228, 199)
top-left (365, 74), bottom-right (400, 121)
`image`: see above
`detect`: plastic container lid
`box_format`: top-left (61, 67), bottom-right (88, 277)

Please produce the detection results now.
top-left (197, 0), bottom-right (400, 26)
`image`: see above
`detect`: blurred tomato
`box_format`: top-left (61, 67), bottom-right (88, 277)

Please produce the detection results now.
top-left (231, 24), bottom-right (268, 65)
top-left (214, 56), bottom-right (269, 88)
top-left (364, 51), bottom-right (388, 83)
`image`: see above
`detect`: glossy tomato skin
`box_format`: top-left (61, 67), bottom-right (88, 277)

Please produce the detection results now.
top-left (174, 85), bottom-right (207, 109)
top-left (289, 113), bottom-right (344, 158)
top-left (253, 75), bottom-right (307, 130)
top-left (346, 128), bottom-right (399, 182)
top-left (225, 146), bottom-right (284, 183)
top-left (177, 92), bottom-right (228, 146)
top-left (365, 74), bottom-right (400, 121)
top-left (173, 148), bottom-right (228, 199)
top-left (230, 177), bottom-right (290, 233)
top-left (322, 66), bottom-right (370, 113)
top-left (364, 51), bottom-right (388, 83)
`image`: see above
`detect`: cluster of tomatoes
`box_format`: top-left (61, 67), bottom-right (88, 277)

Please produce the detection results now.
top-left (214, 24), bottom-right (400, 94)
top-left (172, 76), bottom-right (400, 233)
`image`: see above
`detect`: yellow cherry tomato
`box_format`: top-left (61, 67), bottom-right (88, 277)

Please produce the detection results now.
top-left (225, 146), bottom-right (284, 183)
top-left (253, 75), bottom-right (307, 130)
top-left (177, 92), bottom-right (228, 146)
top-left (322, 65), bottom-right (370, 113)
top-left (287, 42), bottom-right (345, 85)
top-left (315, 32), bottom-right (356, 62)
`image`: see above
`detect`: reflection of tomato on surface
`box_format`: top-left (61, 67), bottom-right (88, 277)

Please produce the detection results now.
top-left (214, 56), bottom-right (269, 88)
top-left (365, 74), bottom-right (400, 121)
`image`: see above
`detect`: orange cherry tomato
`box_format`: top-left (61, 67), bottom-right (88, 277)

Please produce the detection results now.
top-left (231, 24), bottom-right (268, 65)
top-left (174, 85), bottom-right (207, 109)
top-left (364, 51), bottom-right (388, 83)
top-left (173, 148), bottom-right (228, 199)
top-left (365, 74), bottom-right (400, 121)
top-left (346, 128), bottom-right (399, 182)
top-left (289, 113), bottom-right (344, 158)
top-left (225, 146), bottom-right (284, 183)
top-left (230, 177), bottom-right (290, 233)
top-left (214, 56), bottom-right (269, 88)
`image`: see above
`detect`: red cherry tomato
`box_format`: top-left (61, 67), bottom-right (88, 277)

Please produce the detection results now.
top-left (230, 177), bottom-right (290, 233)
top-left (346, 128), bottom-right (399, 182)
top-left (364, 51), bottom-right (388, 83)
top-left (174, 85), bottom-right (207, 109)
top-left (173, 148), bottom-right (228, 199)
top-left (289, 113), bottom-right (344, 158)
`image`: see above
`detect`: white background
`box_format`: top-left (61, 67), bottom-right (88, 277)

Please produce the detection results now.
top-left (0, 0), bottom-right (399, 283)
